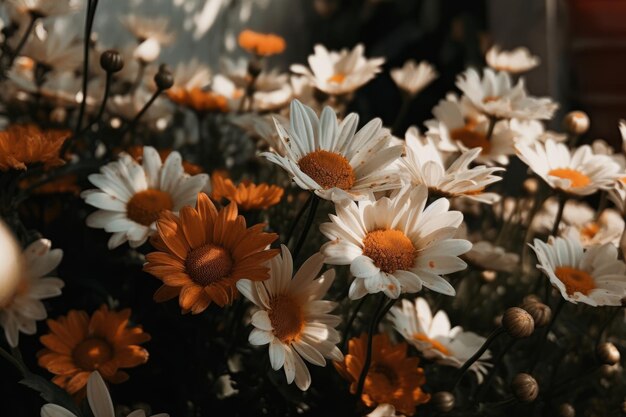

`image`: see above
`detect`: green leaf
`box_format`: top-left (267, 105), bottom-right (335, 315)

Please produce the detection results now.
top-left (19, 370), bottom-right (82, 416)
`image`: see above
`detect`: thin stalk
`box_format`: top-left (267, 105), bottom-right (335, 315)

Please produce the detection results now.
top-left (476, 338), bottom-right (516, 401)
top-left (120, 89), bottom-right (163, 138)
top-left (79, 70), bottom-right (112, 136)
top-left (341, 296), bottom-right (368, 350)
top-left (391, 92), bottom-right (412, 136)
top-left (74, 0), bottom-right (99, 135)
top-left (530, 297), bottom-right (565, 372)
top-left (355, 294), bottom-right (387, 401)
top-left (292, 194), bottom-right (320, 258)
top-left (594, 191), bottom-right (608, 221)
top-left (0, 346), bottom-right (26, 377)
top-left (550, 194), bottom-right (567, 237)
top-left (485, 116), bottom-right (498, 141)
top-left (453, 327), bottom-right (505, 388)
top-left (6, 14), bottom-right (37, 69)
top-left (285, 193), bottom-right (313, 246)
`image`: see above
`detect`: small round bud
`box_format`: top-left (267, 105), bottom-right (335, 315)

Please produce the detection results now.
top-left (558, 403), bottom-right (575, 417)
top-left (431, 391), bottom-right (455, 413)
top-left (481, 270), bottom-right (497, 283)
top-left (521, 302), bottom-right (551, 328)
top-left (563, 111), bottom-right (590, 136)
top-left (522, 294), bottom-right (542, 305)
top-left (600, 363), bottom-right (619, 379)
top-left (511, 373), bottom-right (538, 403)
top-left (597, 342), bottom-right (621, 366)
top-left (502, 307), bottom-right (535, 338)
top-left (154, 64), bottom-right (174, 90)
top-left (523, 178), bottom-right (539, 195)
top-left (100, 49), bottom-right (124, 73)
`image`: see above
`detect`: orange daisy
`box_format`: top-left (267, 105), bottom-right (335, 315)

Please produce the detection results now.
top-left (19, 174), bottom-right (80, 195)
top-left (211, 171), bottom-right (284, 211)
top-left (238, 30), bottom-right (286, 56)
top-left (335, 333), bottom-right (430, 416)
top-left (167, 87), bottom-right (229, 113)
top-left (0, 124), bottom-right (70, 171)
top-left (37, 305), bottom-right (150, 395)
top-left (125, 145), bottom-right (204, 176)
top-left (143, 193), bottom-right (279, 313)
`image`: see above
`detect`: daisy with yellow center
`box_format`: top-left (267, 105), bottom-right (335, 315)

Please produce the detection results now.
top-left (238, 30), bottom-right (286, 56)
top-left (143, 193), bottom-right (279, 313)
top-left (82, 146), bottom-right (209, 249)
top-left (320, 185), bottom-right (471, 299)
top-left (530, 235), bottom-right (626, 306)
top-left (262, 100), bottom-right (403, 202)
top-left (424, 95), bottom-right (517, 165)
top-left (401, 127), bottom-right (504, 204)
top-left (388, 298), bottom-right (492, 383)
top-left (0, 239), bottom-right (64, 347)
top-left (485, 46), bottom-right (540, 74)
top-left (211, 171), bottom-right (284, 211)
top-left (0, 124), bottom-right (69, 171)
top-left (335, 333), bottom-right (430, 415)
top-left (516, 139), bottom-right (621, 196)
top-left (236, 246), bottom-right (343, 391)
top-left (37, 305), bottom-right (150, 394)
top-left (291, 44), bottom-right (384, 96)
top-left (456, 68), bottom-right (557, 120)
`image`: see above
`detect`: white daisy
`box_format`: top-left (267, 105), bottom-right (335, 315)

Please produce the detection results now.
top-left (0, 239), bottom-right (64, 347)
top-left (456, 68), bottom-right (558, 120)
top-left (401, 126), bottom-right (503, 204)
top-left (261, 99), bottom-right (403, 202)
top-left (509, 119), bottom-right (567, 146)
top-left (609, 180), bottom-right (626, 215)
top-left (390, 60), bottom-right (437, 96)
top-left (367, 404), bottom-right (405, 417)
top-left (464, 241), bottom-right (520, 273)
top-left (21, 19), bottom-right (83, 72)
top-left (388, 298), bottom-right (491, 382)
top-left (290, 44), bottom-right (385, 96)
top-left (120, 14), bottom-right (175, 46)
top-left (169, 59), bottom-right (212, 93)
top-left (7, 0), bottom-right (81, 18)
top-left (236, 245), bottom-right (343, 391)
top-left (320, 185), bottom-right (471, 299)
top-left (82, 146), bottom-right (209, 249)
top-left (215, 67), bottom-right (293, 112)
top-left (516, 139), bottom-right (621, 196)
top-left (485, 46), bottom-right (540, 74)
top-left (425, 95), bottom-right (517, 165)
top-left (41, 371), bottom-right (169, 417)
top-left (530, 235), bottom-right (626, 306)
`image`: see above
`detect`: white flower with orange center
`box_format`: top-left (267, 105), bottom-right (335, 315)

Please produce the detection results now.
top-left (516, 139), bottom-right (621, 196)
top-left (290, 44), bottom-right (384, 96)
top-left (0, 239), bottom-right (63, 347)
top-left (237, 246), bottom-right (343, 391)
top-left (530, 235), bottom-right (626, 306)
top-left (7, 0), bottom-right (81, 18)
top-left (456, 68), bottom-right (557, 120)
top-left (262, 100), bottom-right (403, 202)
top-left (401, 127), bottom-right (504, 204)
top-left (22, 19), bottom-right (83, 72)
top-left (390, 60), bottom-right (438, 96)
top-left (82, 146), bottom-right (209, 249)
top-left (388, 298), bottom-right (491, 382)
top-left (485, 46), bottom-right (540, 74)
top-left (320, 185), bottom-right (471, 299)
top-left (425, 95), bottom-right (517, 165)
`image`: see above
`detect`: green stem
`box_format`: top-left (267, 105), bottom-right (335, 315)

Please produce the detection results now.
top-left (453, 327), bottom-right (505, 388)
top-left (0, 346), bottom-right (26, 377)
top-left (291, 194), bottom-right (319, 258)
top-left (530, 297), bottom-right (565, 372)
top-left (355, 294), bottom-right (387, 401)
top-left (341, 296), bottom-right (368, 350)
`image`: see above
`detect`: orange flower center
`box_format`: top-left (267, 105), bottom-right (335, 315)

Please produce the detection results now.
top-left (548, 168), bottom-right (591, 188)
top-left (362, 229), bottom-right (415, 274)
top-left (327, 73), bottom-right (346, 84)
top-left (72, 338), bottom-right (113, 371)
top-left (186, 244), bottom-right (233, 286)
top-left (580, 222), bottom-right (600, 241)
top-left (368, 363), bottom-right (399, 391)
top-left (450, 125), bottom-right (491, 154)
top-left (413, 333), bottom-right (451, 355)
top-left (554, 266), bottom-right (596, 296)
top-left (298, 150), bottom-right (355, 190)
top-left (483, 95), bottom-right (500, 103)
top-left (269, 295), bottom-right (304, 343)
top-left (126, 189), bottom-right (173, 226)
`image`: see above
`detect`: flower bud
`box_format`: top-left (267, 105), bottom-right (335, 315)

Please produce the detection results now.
top-left (597, 342), bottom-right (620, 366)
top-left (523, 178), bottom-right (539, 195)
top-left (502, 307), bottom-right (535, 338)
top-left (481, 270), bottom-right (497, 283)
top-left (600, 363), bottom-right (619, 379)
top-left (154, 64), bottom-right (174, 91)
top-left (522, 294), bottom-right (542, 305)
top-left (431, 391), bottom-right (455, 413)
top-left (558, 403), bottom-right (575, 417)
top-left (562, 111), bottom-right (590, 136)
top-left (521, 301), bottom-right (551, 328)
top-left (0, 220), bottom-right (23, 307)
top-left (100, 49), bottom-right (124, 73)
top-left (511, 373), bottom-right (538, 402)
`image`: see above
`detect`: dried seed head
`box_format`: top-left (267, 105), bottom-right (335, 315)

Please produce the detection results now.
top-left (154, 64), bottom-right (174, 90)
top-left (558, 403), bottom-right (575, 417)
top-left (511, 373), bottom-right (538, 402)
top-left (502, 307), bottom-right (535, 338)
top-left (431, 391), bottom-right (455, 413)
top-left (562, 111), bottom-right (590, 135)
top-left (100, 49), bottom-right (124, 73)
top-left (597, 342), bottom-right (621, 366)
top-left (521, 302), bottom-right (552, 328)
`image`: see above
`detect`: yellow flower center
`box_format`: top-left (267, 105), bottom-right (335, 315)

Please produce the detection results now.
top-left (186, 244), bottom-right (233, 286)
top-left (554, 266), bottom-right (596, 296)
top-left (580, 222), bottom-right (600, 241)
top-left (362, 229), bottom-right (416, 274)
top-left (126, 189), bottom-right (174, 226)
top-left (269, 295), bottom-right (304, 343)
top-left (73, 338), bottom-right (113, 371)
top-left (548, 168), bottom-right (591, 188)
top-left (450, 125), bottom-right (491, 154)
top-left (413, 333), bottom-right (451, 355)
top-left (298, 150), bottom-right (356, 190)
top-left (327, 73), bottom-right (346, 84)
